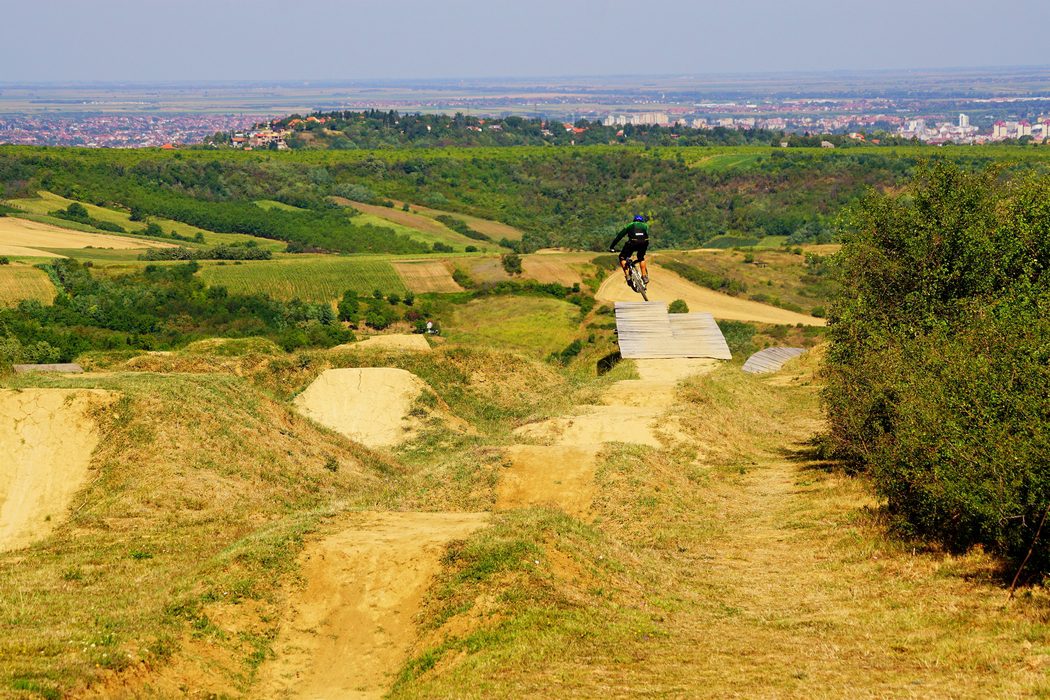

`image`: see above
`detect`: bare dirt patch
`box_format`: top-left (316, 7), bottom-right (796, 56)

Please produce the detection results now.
top-left (293, 368), bottom-right (429, 448)
top-left (0, 389), bottom-right (113, 551)
top-left (496, 446), bottom-right (597, 517)
top-left (391, 260), bottom-right (463, 293)
top-left (0, 217), bottom-right (173, 250)
top-left (257, 511), bottom-right (489, 699)
top-left (333, 334), bottom-right (432, 352)
top-left (502, 358), bottom-right (720, 513)
top-left (597, 264), bottom-right (825, 326)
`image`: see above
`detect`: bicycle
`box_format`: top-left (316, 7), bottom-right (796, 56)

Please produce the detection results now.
top-left (623, 258), bottom-right (648, 301)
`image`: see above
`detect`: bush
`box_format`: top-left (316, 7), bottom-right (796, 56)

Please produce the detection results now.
top-left (824, 162), bottom-right (1050, 577)
top-left (668, 299), bottom-right (689, 313)
top-left (501, 253), bottom-right (523, 275)
top-left (0, 256), bottom-right (9, 265)
top-left (365, 302), bottom-right (398, 330)
top-left (338, 290), bottom-right (360, 322)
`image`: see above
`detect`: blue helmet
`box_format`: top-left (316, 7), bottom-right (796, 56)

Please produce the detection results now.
top-left (633, 214), bottom-right (647, 222)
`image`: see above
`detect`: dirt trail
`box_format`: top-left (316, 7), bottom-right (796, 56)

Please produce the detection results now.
top-left (596, 264), bottom-right (825, 326)
top-left (0, 389), bottom-right (112, 551)
top-left (498, 359), bottom-right (719, 514)
top-left (257, 512), bottom-right (488, 699)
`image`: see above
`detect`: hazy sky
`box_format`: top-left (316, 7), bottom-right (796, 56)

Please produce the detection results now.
top-left (3, 0), bottom-right (1048, 82)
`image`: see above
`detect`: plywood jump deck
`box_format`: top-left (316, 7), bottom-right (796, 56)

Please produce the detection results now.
top-left (614, 302), bottom-right (732, 360)
top-left (742, 347), bottom-right (807, 374)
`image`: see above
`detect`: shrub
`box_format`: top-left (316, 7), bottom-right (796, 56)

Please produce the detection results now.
top-left (824, 162), bottom-right (1050, 577)
top-left (668, 299), bottom-right (689, 314)
top-left (0, 256), bottom-right (9, 265)
top-left (501, 253), bottom-right (523, 275)
top-left (338, 290), bottom-right (360, 322)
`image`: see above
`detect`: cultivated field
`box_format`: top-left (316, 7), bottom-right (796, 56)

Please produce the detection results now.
top-left (0, 263), bottom-right (56, 306)
top-left (520, 252), bottom-right (590, 285)
top-left (0, 216), bottom-right (172, 251)
top-left (197, 256), bottom-right (407, 301)
top-left (391, 260), bottom-right (462, 293)
top-left (330, 198), bottom-right (496, 251)
top-left (5, 192), bottom-right (282, 250)
top-left (398, 200), bottom-right (525, 241)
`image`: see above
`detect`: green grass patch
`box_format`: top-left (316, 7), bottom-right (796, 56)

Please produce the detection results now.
top-left (446, 296), bottom-right (580, 358)
top-left (197, 255), bottom-right (407, 301)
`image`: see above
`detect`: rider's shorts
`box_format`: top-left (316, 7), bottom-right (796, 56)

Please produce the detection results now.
top-left (619, 238), bottom-right (649, 262)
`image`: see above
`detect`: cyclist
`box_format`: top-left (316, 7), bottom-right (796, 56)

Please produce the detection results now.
top-left (608, 214), bottom-right (650, 287)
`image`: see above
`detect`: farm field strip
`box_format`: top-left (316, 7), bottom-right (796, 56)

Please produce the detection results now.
top-left (391, 260), bottom-right (462, 293)
top-left (0, 216), bottom-right (173, 250)
top-left (197, 256), bottom-right (407, 302)
top-left (0, 263), bottom-right (57, 306)
top-left (394, 200), bottom-right (524, 241)
top-left (7, 192), bottom-right (282, 251)
top-left (330, 198), bottom-right (503, 251)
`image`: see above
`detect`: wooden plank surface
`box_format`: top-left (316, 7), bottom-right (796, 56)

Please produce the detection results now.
top-left (615, 302), bottom-right (732, 360)
top-left (742, 347), bottom-right (807, 374)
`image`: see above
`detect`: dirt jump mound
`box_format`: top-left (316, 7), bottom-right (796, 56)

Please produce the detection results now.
top-left (293, 368), bottom-right (429, 448)
top-left (0, 388), bottom-right (112, 552)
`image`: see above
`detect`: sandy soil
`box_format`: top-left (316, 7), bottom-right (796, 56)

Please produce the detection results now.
top-left (596, 264), bottom-right (826, 326)
top-left (0, 389), bottom-right (112, 552)
top-left (333, 334), bottom-right (432, 352)
top-left (0, 217), bottom-right (173, 250)
top-left (257, 512), bottom-right (488, 699)
top-left (293, 368), bottom-right (428, 448)
top-left (496, 446), bottom-right (597, 517)
top-left (392, 260), bottom-right (463, 293)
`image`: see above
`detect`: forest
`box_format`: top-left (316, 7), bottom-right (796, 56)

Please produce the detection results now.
top-left (4, 145), bottom-right (1047, 254)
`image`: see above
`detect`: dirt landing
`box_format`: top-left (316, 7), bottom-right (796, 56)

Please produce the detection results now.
top-left (333, 334), bottom-right (432, 352)
top-left (0, 389), bottom-right (111, 552)
top-left (293, 368), bottom-right (427, 448)
top-left (502, 358), bottom-right (720, 513)
top-left (515, 405), bottom-right (664, 448)
top-left (257, 512), bottom-right (489, 699)
top-left (496, 445), bottom-right (598, 516)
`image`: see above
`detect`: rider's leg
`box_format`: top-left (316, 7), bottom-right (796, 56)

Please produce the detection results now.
top-left (618, 256), bottom-right (630, 281)
top-left (640, 258), bottom-right (649, 282)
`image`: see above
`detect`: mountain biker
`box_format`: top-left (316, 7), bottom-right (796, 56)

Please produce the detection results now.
top-left (608, 214), bottom-right (650, 287)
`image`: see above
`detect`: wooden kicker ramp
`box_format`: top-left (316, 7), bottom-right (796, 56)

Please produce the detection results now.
top-left (614, 302), bottom-right (732, 360)
top-left (742, 347), bottom-right (807, 374)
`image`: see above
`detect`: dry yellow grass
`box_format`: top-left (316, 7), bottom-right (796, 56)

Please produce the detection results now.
top-left (392, 260), bottom-right (463, 293)
top-left (0, 217), bottom-right (172, 250)
top-left (391, 354), bottom-right (1049, 698)
top-left (0, 263), bottom-right (57, 306)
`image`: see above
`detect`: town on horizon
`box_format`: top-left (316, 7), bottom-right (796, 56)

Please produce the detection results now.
top-left (2, 66), bottom-right (1050, 148)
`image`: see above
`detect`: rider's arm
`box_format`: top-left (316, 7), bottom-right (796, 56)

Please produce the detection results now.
top-left (608, 225), bottom-right (630, 251)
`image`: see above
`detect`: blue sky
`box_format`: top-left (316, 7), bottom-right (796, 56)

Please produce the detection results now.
top-left (3, 0), bottom-right (1048, 82)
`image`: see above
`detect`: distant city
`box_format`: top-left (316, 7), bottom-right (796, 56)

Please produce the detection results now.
top-left (2, 67), bottom-right (1049, 147)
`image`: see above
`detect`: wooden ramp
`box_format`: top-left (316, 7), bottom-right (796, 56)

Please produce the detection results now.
top-left (615, 302), bottom-right (732, 360)
top-left (742, 347), bottom-right (807, 374)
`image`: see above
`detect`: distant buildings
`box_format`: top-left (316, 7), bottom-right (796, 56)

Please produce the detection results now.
top-left (602, 112), bottom-right (671, 127)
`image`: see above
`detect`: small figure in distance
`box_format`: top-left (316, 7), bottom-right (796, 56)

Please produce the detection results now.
top-left (608, 214), bottom-right (650, 286)
top-left (425, 319), bottom-right (434, 335)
